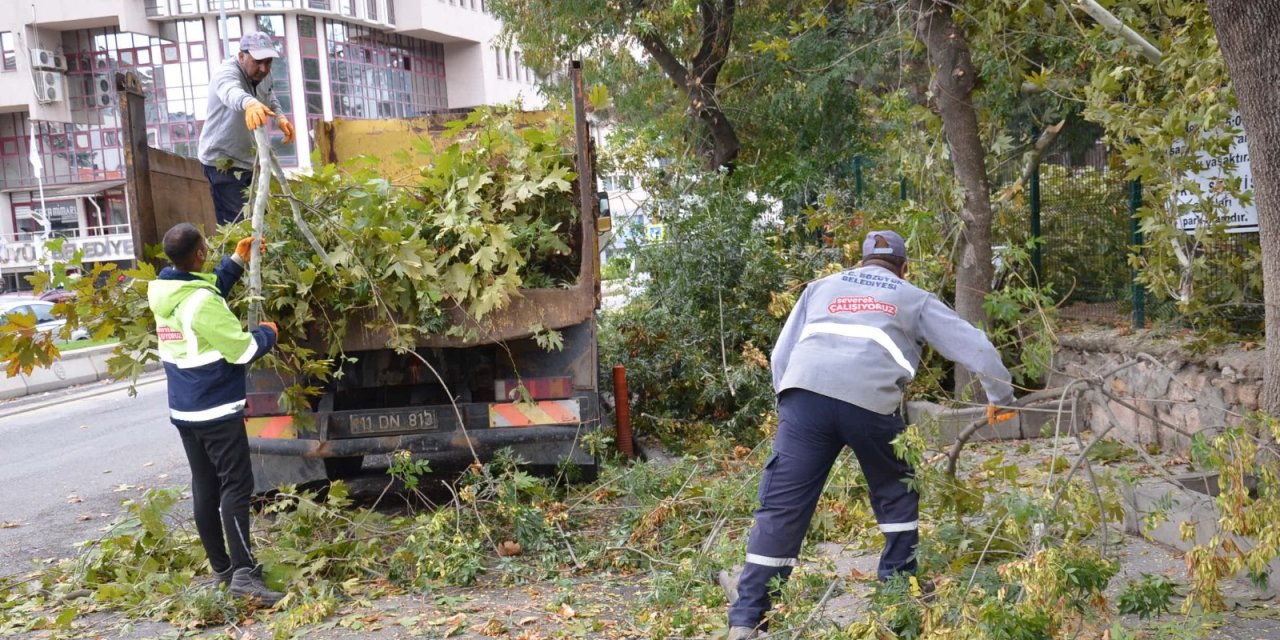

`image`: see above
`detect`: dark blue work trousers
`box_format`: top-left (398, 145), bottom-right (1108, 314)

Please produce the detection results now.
top-left (728, 388), bottom-right (919, 630)
top-left (202, 163), bottom-right (253, 226)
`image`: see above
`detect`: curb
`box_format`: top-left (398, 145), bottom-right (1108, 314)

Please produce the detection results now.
top-left (1120, 473), bottom-right (1279, 593)
top-left (0, 344), bottom-right (162, 406)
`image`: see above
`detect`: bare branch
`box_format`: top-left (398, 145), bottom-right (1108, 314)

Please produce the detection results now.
top-left (1074, 0), bottom-right (1163, 64)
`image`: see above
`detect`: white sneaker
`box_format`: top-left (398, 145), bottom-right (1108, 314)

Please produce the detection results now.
top-left (728, 626), bottom-right (769, 640)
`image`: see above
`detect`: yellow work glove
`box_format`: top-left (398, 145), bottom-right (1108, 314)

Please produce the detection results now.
top-left (987, 404), bottom-right (1018, 428)
top-left (258, 321), bottom-right (278, 338)
top-left (276, 115), bottom-right (295, 144)
top-left (244, 98), bottom-right (275, 131)
top-left (235, 236), bottom-right (265, 263)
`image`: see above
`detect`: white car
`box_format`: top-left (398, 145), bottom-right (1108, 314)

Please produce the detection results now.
top-left (0, 297), bottom-right (90, 343)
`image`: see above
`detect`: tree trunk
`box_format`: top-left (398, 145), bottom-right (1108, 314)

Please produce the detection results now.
top-left (1207, 0), bottom-right (1280, 416)
top-left (636, 0), bottom-right (740, 171)
top-left (910, 0), bottom-right (996, 402)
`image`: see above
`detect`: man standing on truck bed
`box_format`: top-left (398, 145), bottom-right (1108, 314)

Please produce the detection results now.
top-left (197, 31), bottom-right (295, 225)
top-left (726, 230), bottom-right (1018, 639)
top-left (148, 222), bottom-right (284, 606)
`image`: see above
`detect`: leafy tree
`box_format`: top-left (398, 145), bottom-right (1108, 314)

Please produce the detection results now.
top-left (488, 0), bottom-right (742, 170)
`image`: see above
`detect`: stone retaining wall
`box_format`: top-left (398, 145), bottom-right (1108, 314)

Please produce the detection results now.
top-left (1050, 329), bottom-right (1265, 452)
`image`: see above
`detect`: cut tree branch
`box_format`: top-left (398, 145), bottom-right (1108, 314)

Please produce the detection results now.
top-left (998, 119), bottom-right (1066, 202)
top-left (1075, 0), bottom-right (1163, 64)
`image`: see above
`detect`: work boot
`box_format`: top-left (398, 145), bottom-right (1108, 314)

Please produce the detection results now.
top-left (213, 566), bottom-right (234, 588)
top-left (229, 567), bottom-right (284, 607)
top-left (728, 626), bottom-right (769, 640)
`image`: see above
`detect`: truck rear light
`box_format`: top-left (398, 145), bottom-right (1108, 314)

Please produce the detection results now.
top-left (246, 392), bottom-right (282, 416)
top-left (493, 376), bottom-right (573, 401)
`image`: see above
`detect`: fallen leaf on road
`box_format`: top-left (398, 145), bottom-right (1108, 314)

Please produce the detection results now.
top-left (498, 540), bottom-right (522, 556)
top-left (102, 470), bottom-right (111, 474)
top-left (559, 603), bottom-right (576, 619)
top-left (428, 613), bottom-right (467, 627)
top-left (144, 461), bottom-right (154, 467)
top-left (77, 514), bottom-right (93, 522)
top-left (79, 425), bottom-right (87, 430)
top-left (158, 474), bottom-right (170, 480)
top-left (517, 616), bottom-right (539, 626)
top-left (113, 484), bottom-right (135, 493)
top-left (66, 494), bottom-right (82, 504)
top-left (0, 521), bottom-right (19, 529)
top-left (479, 619), bottom-right (507, 636)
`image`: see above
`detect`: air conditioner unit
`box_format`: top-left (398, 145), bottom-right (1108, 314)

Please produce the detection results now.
top-left (33, 70), bottom-right (65, 104)
top-left (95, 75), bottom-right (111, 94)
top-left (30, 48), bottom-right (67, 72)
top-left (96, 93), bottom-right (112, 107)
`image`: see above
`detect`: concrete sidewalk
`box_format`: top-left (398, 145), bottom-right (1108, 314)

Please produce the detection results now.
top-left (0, 344), bottom-right (163, 407)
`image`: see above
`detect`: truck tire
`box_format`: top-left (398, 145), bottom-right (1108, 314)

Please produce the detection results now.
top-left (324, 456), bottom-right (364, 480)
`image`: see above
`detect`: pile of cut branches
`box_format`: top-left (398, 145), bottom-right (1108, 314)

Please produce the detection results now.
top-left (1, 106), bottom-right (582, 390)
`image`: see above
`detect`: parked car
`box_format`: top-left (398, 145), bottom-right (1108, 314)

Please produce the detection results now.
top-left (0, 298), bottom-right (89, 342)
top-left (38, 287), bottom-right (75, 304)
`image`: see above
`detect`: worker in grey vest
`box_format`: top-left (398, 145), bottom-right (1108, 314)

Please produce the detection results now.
top-left (727, 230), bottom-right (1018, 639)
top-left (197, 31), bottom-right (295, 225)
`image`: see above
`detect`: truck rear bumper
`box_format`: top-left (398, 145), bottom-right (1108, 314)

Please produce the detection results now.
top-left (249, 424), bottom-right (593, 460)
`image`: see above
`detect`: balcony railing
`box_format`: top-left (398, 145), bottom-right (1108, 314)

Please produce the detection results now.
top-left (141, 0), bottom-right (392, 25)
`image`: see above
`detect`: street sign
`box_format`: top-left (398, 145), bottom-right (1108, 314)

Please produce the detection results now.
top-left (645, 223), bottom-right (665, 242)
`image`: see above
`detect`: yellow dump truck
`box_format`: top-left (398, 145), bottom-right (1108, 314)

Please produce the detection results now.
top-left (118, 63), bottom-right (605, 491)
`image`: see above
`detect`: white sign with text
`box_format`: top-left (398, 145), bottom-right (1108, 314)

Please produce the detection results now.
top-left (1173, 111), bottom-right (1257, 234)
top-left (0, 233), bottom-right (135, 270)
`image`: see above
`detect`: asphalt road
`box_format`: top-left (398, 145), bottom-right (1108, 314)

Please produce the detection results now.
top-left (0, 376), bottom-right (190, 578)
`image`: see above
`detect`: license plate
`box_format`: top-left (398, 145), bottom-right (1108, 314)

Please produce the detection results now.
top-left (332, 408), bottom-right (439, 438)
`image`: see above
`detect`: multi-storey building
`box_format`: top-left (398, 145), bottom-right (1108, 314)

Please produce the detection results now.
top-left (0, 0), bottom-right (540, 291)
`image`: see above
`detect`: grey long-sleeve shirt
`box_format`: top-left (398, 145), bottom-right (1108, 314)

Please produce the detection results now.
top-left (197, 57), bottom-right (284, 170)
top-left (772, 265), bottom-right (1015, 415)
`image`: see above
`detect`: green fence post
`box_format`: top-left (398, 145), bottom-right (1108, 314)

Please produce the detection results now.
top-left (854, 156), bottom-right (864, 204)
top-left (1029, 127), bottom-right (1042, 288)
top-left (1129, 178), bottom-right (1145, 329)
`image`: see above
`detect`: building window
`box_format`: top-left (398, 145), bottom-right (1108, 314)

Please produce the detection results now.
top-left (216, 15), bottom-right (243, 59)
top-left (298, 15), bottom-right (325, 133)
top-left (326, 20), bottom-right (447, 119)
top-left (0, 32), bottom-right (14, 71)
top-left (365, 0), bottom-right (378, 22)
top-left (307, 0), bottom-right (332, 9)
top-left (495, 48), bottom-right (502, 78)
top-left (0, 24), bottom-right (216, 191)
top-left (254, 15), bottom-right (297, 166)
top-left (505, 49), bottom-right (512, 80)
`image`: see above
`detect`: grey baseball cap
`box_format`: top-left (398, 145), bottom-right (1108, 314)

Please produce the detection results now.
top-left (861, 230), bottom-right (908, 260)
top-left (240, 32), bottom-right (279, 60)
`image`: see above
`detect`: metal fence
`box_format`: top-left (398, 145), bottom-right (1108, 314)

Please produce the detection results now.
top-left (1031, 145), bottom-right (1137, 325)
top-left (1029, 142), bottom-right (1263, 331)
top-left (848, 140), bottom-right (1263, 332)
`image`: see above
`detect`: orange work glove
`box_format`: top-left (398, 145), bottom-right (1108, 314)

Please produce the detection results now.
top-left (235, 236), bottom-right (265, 263)
top-left (259, 321), bottom-right (278, 338)
top-left (276, 115), bottom-right (295, 144)
top-left (244, 98), bottom-right (276, 131)
top-left (987, 404), bottom-right (1018, 428)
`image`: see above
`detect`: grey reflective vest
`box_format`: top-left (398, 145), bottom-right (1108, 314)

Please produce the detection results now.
top-left (772, 265), bottom-right (1014, 415)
